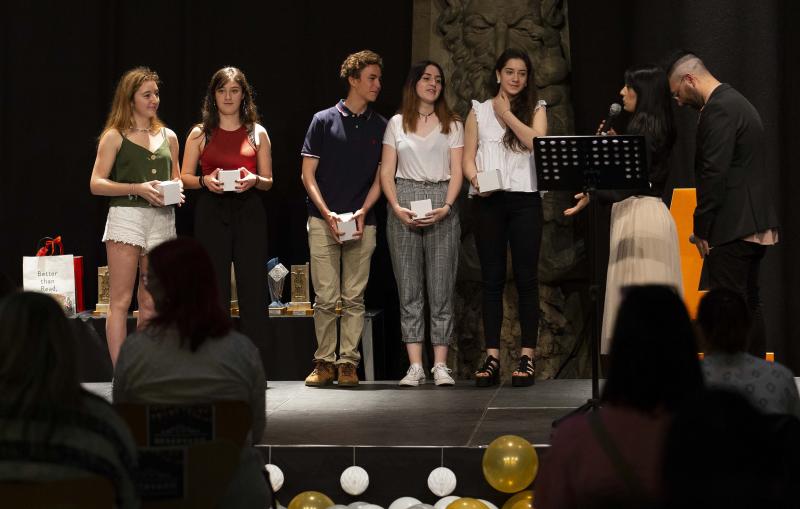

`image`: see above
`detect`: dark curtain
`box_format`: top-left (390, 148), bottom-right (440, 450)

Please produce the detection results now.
top-left (0, 0), bottom-right (409, 353)
top-left (569, 0), bottom-right (800, 370)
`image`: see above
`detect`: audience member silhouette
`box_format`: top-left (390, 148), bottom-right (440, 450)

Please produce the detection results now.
top-left (662, 388), bottom-right (800, 509)
top-left (536, 285), bottom-right (703, 509)
top-left (0, 291), bottom-right (138, 508)
top-left (696, 287), bottom-right (800, 417)
top-left (112, 237), bottom-right (269, 508)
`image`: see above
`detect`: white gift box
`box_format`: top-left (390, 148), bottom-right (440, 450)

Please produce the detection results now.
top-left (477, 169), bottom-right (504, 193)
top-left (159, 180), bottom-right (181, 206)
top-left (218, 169), bottom-right (240, 192)
top-left (337, 212), bottom-right (358, 241)
top-left (409, 199), bottom-right (433, 219)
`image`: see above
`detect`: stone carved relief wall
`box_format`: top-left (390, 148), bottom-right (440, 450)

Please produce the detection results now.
top-left (412, 0), bottom-right (590, 380)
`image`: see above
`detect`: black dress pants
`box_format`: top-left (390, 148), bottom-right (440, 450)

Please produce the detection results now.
top-left (195, 190), bottom-right (268, 345)
top-left (705, 239), bottom-right (767, 356)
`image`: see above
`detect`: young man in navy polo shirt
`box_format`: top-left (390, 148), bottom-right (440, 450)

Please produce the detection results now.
top-left (300, 50), bottom-right (387, 387)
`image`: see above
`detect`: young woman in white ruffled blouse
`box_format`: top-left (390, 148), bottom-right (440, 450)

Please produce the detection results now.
top-left (463, 48), bottom-right (547, 387)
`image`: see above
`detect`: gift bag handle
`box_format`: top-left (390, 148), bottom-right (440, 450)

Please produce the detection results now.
top-left (36, 236), bottom-right (64, 256)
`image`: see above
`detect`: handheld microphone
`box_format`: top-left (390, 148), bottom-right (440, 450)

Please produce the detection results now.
top-left (597, 103), bottom-right (622, 135)
top-left (602, 103), bottom-right (622, 133)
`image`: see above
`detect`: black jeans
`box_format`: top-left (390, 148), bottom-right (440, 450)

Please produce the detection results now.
top-left (473, 191), bottom-right (543, 349)
top-left (195, 190), bottom-right (268, 344)
top-left (705, 239), bottom-right (767, 356)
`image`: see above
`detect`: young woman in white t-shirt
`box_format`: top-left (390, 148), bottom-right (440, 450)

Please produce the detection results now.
top-left (463, 48), bottom-right (547, 387)
top-left (380, 61), bottom-right (464, 387)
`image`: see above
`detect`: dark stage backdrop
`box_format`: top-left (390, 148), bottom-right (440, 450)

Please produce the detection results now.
top-left (1, 1), bottom-right (411, 368)
top-left (568, 0), bottom-right (800, 370)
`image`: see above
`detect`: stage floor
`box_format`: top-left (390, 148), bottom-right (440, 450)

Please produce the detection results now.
top-left (84, 379), bottom-right (593, 447)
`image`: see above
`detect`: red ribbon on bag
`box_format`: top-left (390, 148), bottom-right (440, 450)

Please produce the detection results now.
top-left (36, 236), bottom-right (64, 256)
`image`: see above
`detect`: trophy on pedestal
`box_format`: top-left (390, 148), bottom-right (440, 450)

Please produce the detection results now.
top-left (287, 263), bottom-right (313, 316)
top-left (267, 258), bottom-right (289, 316)
top-left (94, 266), bottom-right (110, 314)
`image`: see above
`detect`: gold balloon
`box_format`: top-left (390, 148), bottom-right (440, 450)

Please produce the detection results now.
top-left (288, 491), bottom-right (334, 509)
top-left (446, 498), bottom-right (489, 509)
top-left (501, 490), bottom-right (534, 509)
top-left (482, 435), bottom-right (539, 493)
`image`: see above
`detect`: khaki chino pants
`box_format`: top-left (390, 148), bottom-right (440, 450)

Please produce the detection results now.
top-left (308, 216), bottom-right (376, 365)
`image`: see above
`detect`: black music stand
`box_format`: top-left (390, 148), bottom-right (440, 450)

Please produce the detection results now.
top-left (531, 135), bottom-right (649, 423)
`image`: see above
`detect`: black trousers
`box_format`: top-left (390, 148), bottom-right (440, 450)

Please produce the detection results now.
top-left (195, 190), bottom-right (268, 344)
top-left (473, 191), bottom-right (543, 349)
top-left (705, 239), bottom-right (767, 356)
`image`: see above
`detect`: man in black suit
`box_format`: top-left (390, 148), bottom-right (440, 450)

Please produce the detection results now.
top-left (667, 52), bottom-right (778, 355)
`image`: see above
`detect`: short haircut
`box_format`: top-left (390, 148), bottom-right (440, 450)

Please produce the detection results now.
top-left (340, 50), bottom-right (383, 81)
top-left (664, 49), bottom-right (707, 79)
top-left (696, 287), bottom-right (751, 354)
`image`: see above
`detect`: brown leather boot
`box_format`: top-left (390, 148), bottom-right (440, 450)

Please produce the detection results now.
top-left (305, 360), bottom-right (335, 387)
top-left (337, 362), bottom-right (359, 386)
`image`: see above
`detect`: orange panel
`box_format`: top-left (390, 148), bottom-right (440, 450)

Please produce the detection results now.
top-left (670, 188), bottom-right (707, 318)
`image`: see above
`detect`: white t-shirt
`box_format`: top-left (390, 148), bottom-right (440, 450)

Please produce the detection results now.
top-left (469, 98), bottom-right (546, 194)
top-left (382, 114), bottom-right (464, 182)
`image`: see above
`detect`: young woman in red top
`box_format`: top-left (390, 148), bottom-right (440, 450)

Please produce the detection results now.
top-left (181, 67), bottom-right (273, 344)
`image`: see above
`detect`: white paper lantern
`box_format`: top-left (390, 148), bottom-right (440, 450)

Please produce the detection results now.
top-left (340, 466), bottom-right (370, 496)
top-left (434, 496), bottom-right (460, 509)
top-left (388, 497), bottom-right (422, 509)
top-left (265, 463), bottom-right (284, 492)
top-left (428, 467), bottom-right (457, 497)
top-left (478, 500), bottom-right (497, 509)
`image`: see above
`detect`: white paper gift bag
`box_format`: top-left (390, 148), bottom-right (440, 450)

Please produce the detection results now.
top-left (22, 254), bottom-right (77, 314)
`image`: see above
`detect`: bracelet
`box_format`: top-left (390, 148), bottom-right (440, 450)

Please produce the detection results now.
top-left (444, 202), bottom-right (453, 209)
top-left (199, 175), bottom-right (206, 189)
top-left (128, 183), bottom-right (135, 201)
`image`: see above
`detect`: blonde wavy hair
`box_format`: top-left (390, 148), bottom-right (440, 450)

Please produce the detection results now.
top-left (101, 67), bottom-right (165, 139)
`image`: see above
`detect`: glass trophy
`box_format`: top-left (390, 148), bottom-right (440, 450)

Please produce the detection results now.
top-left (267, 261), bottom-right (289, 316)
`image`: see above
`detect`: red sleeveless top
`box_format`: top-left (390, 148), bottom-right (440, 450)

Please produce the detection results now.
top-left (199, 126), bottom-right (257, 176)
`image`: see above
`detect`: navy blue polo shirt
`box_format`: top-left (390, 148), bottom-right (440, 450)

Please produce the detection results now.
top-left (301, 100), bottom-right (387, 225)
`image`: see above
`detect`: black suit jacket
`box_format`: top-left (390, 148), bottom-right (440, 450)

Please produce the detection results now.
top-left (694, 83), bottom-right (778, 246)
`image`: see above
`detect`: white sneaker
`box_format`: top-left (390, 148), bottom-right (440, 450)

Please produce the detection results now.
top-left (399, 364), bottom-right (426, 386)
top-left (432, 363), bottom-right (455, 386)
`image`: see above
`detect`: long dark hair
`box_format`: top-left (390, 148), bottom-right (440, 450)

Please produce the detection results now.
top-left (146, 238), bottom-right (231, 352)
top-left (492, 48), bottom-right (538, 153)
top-left (196, 66), bottom-right (259, 144)
top-left (624, 64), bottom-right (676, 185)
top-left (0, 292), bottom-right (81, 422)
top-left (602, 285), bottom-right (703, 413)
top-left (399, 60), bottom-right (460, 135)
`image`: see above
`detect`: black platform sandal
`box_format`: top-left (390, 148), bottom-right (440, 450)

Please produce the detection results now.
top-left (511, 355), bottom-right (535, 387)
top-left (475, 355), bottom-right (500, 387)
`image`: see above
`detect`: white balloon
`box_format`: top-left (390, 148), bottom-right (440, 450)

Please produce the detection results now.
top-left (408, 505), bottom-right (435, 509)
top-left (360, 505), bottom-right (384, 509)
top-left (428, 467), bottom-right (457, 497)
top-left (330, 506), bottom-right (350, 509)
top-left (348, 502), bottom-right (368, 509)
top-left (478, 500), bottom-right (498, 509)
top-left (264, 463), bottom-right (284, 492)
top-left (434, 496), bottom-right (460, 509)
top-left (388, 497), bottom-right (422, 509)
top-left (340, 466), bottom-right (370, 496)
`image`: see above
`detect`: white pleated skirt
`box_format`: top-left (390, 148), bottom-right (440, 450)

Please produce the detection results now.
top-left (601, 196), bottom-right (683, 354)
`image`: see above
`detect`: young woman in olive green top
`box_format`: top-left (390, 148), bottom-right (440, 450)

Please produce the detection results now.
top-left (89, 67), bottom-right (183, 366)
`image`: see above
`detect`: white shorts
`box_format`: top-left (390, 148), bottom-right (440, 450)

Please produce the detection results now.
top-left (102, 206), bottom-right (176, 253)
